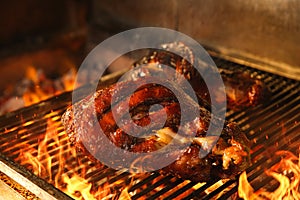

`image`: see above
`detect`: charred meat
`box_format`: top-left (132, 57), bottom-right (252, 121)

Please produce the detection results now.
top-left (62, 79), bottom-right (250, 182)
top-left (131, 42), bottom-right (270, 110)
top-left (61, 43), bottom-right (257, 182)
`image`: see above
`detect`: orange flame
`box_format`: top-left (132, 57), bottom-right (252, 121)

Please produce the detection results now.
top-left (14, 116), bottom-right (245, 199)
top-left (16, 118), bottom-right (120, 199)
top-left (62, 174), bottom-right (99, 200)
top-left (22, 66), bottom-right (76, 106)
top-left (238, 150), bottom-right (300, 200)
top-left (15, 117), bottom-right (238, 199)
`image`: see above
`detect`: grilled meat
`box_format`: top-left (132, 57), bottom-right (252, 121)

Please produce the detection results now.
top-left (219, 68), bottom-right (270, 109)
top-left (62, 78), bottom-right (250, 182)
top-left (61, 42), bottom-right (258, 182)
top-left (130, 42), bottom-right (270, 110)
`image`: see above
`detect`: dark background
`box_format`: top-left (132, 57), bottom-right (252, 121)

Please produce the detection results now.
top-left (0, 0), bottom-right (299, 80)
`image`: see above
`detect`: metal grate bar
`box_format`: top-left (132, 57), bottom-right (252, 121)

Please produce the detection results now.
top-left (163, 181), bottom-right (196, 200)
top-left (0, 60), bottom-right (299, 199)
top-left (181, 179), bottom-right (219, 200)
top-left (128, 172), bottom-right (161, 192)
top-left (201, 180), bottom-right (236, 200)
top-left (131, 175), bottom-right (174, 200)
top-left (242, 88), bottom-right (299, 132)
top-left (219, 135), bottom-right (300, 199)
top-left (227, 82), bottom-right (299, 127)
top-left (251, 119), bottom-right (300, 158)
top-left (146, 178), bottom-right (184, 199)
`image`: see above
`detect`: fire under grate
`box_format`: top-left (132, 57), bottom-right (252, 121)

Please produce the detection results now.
top-left (0, 57), bottom-right (299, 199)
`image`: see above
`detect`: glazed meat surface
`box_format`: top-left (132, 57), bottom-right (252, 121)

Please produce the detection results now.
top-left (61, 42), bottom-right (260, 182)
top-left (131, 43), bottom-right (270, 110)
top-left (62, 79), bottom-right (251, 182)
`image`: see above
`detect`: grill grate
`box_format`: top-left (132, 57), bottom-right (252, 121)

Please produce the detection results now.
top-left (0, 57), bottom-right (299, 199)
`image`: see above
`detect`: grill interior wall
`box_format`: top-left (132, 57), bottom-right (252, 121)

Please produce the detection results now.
top-left (0, 58), bottom-right (299, 199)
top-left (0, 1), bottom-right (299, 81)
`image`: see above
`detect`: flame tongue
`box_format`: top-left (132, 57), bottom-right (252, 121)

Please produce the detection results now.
top-left (62, 174), bottom-right (97, 200)
top-left (16, 112), bottom-right (300, 200)
top-left (238, 150), bottom-right (300, 200)
top-left (238, 172), bottom-right (257, 200)
top-left (0, 66), bottom-right (77, 114)
top-left (16, 118), bottom-right (121, 199)
top-left (23, 66), bottom-right (76, 106)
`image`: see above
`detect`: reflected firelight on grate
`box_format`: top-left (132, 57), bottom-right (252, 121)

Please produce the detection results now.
top-left (238, 150), bottom-right (300, 200)
top-left (0, 58), bottom-right (299, 199)
top-left (14, 116), bottom-right (130, 199)
top-left (9, 115), bottom-right (231, 199)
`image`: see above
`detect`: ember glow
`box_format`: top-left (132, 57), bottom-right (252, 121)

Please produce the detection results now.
top-left (238, 151), bottom-right (300, 200)
top-left (0, 66), bottom-right (77, 114)
top-left (2, 65), bottom-right (235, 199)
top-left (23, 66), bottom-right (76, 106)
top-left (16, 118), bottom-right (122, 199)
top-left (11, 115), bottom-right (240, 199)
